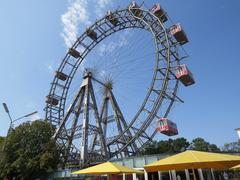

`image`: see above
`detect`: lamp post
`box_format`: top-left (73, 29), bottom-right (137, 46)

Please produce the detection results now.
top-left (2, 103), bottom-right (38, 152)
top-left (235, 128), bottom-right (240, 141)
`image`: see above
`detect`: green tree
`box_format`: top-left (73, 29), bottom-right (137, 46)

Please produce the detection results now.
top-left (140, 137), bottom-right (190, 155)
top-left (0, 136), bottom-right (5, 161)
top-left (222, 141), bottom-right (240, 152)
top-left (0, 120), bottom-right (61, 180)
top-left (208, 144), bottom-right (221, 152)
top-left (157, 139), bottom-right (173, 153)
top-left (0, 136), bottom-right (4, 149)
top-left (172, 137), bottom-right (190, 152)
top-left (140, 141), bottom-right (159, 155)
top-left (190, 138), bottom-right (220, 152)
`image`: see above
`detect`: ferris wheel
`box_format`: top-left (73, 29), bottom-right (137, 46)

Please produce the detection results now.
top-left (45, 1), bottom-right (194, 168)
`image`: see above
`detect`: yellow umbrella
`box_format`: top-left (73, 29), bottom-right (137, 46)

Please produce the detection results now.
top-left (72, 161), bottom-right (143, 175)
top-left (230, 164), bottom-right (240, 170)
top-left (144, 150), bottom-right (240, 172)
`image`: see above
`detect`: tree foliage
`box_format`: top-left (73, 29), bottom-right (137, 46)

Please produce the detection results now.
top-left (172, 137), bottom-right (190, 152)
top-left (0, 120), bottom-right (61, 180)
top-left (222, 141), bottom-right (240, 152)
top-left (0, 136), bottom-right (5, 161)
top-left (140, 137), bottom-right (221, 155)
top-left (0, 136), bottom-right (4, 150)
top-left (140, 137), bottom-right (190, 155)
top-left (189, 137), bottom-right (220, 152)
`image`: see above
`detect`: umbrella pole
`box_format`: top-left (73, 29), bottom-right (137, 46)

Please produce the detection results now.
top-left (123, 173), bottom-right (126, 180)
top-left (192, 169), bottom-right (197, 180)
top-left (158, 171), bottom-right (161, 180)
top-left (144, 170), bottom-right (148, 180)
top-left (169, 170), bottom-right (173, 180)
top-left (185, 169), bottom-right (190, 180)
top-left (211, 169), bottom-right (216, 180)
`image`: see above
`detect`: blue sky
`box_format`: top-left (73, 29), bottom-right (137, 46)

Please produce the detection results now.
top-left (0, 0), bottom-right (240, 148)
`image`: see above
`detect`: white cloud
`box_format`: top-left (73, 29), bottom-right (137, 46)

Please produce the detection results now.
top-left (28, 112), bottom-right (42, 122)
top-left (97, 0), bottom-right (111, 9)
top-left (24, 102), bottom-right (42, 121)
top-left (61, 0), bottom-right (113, 48)
top-left (95, 0), bottom-right (113, 18)
top-left (99, 69), bottom-right (106, 77)
top-left (42, 63), bottom-right (54, 74)
top-left (47, 64), bottom-right (54, 73)
top-left (61, 0), bottom-right (91, 48)
top-left (98, 30), bottom-right (132, 56)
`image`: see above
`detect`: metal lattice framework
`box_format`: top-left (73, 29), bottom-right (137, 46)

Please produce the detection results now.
top-left (45, 4), bottom-right (187, 168)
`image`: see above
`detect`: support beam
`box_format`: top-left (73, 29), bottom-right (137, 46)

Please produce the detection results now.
top-left (80, 76), bottom-right (90, 164)
top-left (53, 86), bottom-right (85, 140)
top-left (108, 90), bottom-right (138, 154)
top-left (64, 88), bottom-right (85, 161)
top-left (88, 80), bottom-right (108, 157)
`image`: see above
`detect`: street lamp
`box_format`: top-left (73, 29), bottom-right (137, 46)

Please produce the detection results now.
top-left (2, 103), bottom-right (13, 124)
top-left (2, 103), bottom-right (38, 152)
top-left (235, 128), bottom-right (240, 141)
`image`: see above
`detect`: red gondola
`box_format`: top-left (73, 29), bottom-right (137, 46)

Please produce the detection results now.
top-left (150, 4), bottom-right (167, 23)
top-left (69, 48), bottom-right (81, 58)
top-left (86, 28), bottom-right (97, 41)
top-left (129, 1), bottom-right (142, 17)
top-left (176, 64), bottom-right (195, 86)
top-left (170, 24), bottom-right (188, 45)
top-left (55, 71), bottom-right (68, 81)
top-left (45, 96), bottom-right (59, 106)
top-left (106, 11), bottom-right (118, 26)
top-left (157, 118), bottom-right (178, 136)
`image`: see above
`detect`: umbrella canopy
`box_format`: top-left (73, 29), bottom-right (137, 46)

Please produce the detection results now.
top-left (72, 162), bottom-right (143, 175)
top-left (230, 164), bottom-right (240, 170)
top-left (144, 150), bottom-right (240, 172)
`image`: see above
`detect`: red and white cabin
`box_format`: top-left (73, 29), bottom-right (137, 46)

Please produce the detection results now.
top-left (106, 11), bottom-right (118, 26)
top-left (55, 71), bottom-right (68, 81)
top-left (150, 4), bottom-right (167, 22)
top-left (157, 118), bottom-right (178, 136)
top-left (45, 96), bottom-right (59, 106)
top-left (176, 64), bottom-right (195, 86)
top-left (170, 23), bottom-right (188, 45)
top-left (129, 1), bottom-right (142, 17)
top-left (86, 28), bottom-right (97, 41)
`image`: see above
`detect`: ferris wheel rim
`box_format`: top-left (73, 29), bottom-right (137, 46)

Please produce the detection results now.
top-left (45, 6), bottom-right (181, 158)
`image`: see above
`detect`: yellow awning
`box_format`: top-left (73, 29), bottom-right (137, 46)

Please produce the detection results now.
top-left (144, 150), bottom-right (240, 172)
top-left (230, 164), bottom-right (240, 170)
top-left (72, 162), bottom-right (143, 175)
